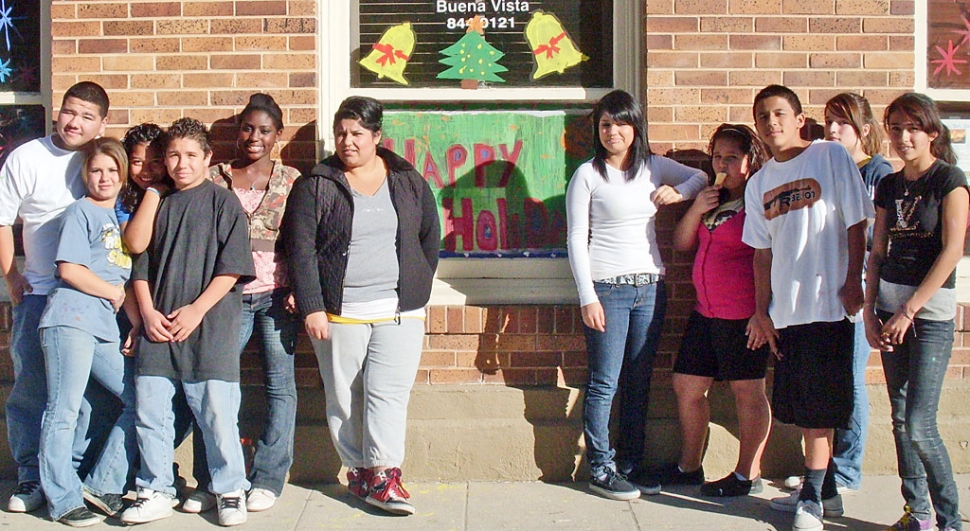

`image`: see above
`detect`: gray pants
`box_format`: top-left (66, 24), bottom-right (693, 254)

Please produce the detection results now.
top-left (311, 318), bottom-right (424, 469)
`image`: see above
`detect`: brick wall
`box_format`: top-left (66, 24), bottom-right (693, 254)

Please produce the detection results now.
top-left (642, 0), bottom-right (916, 156)
top-left (49, 0), bottom-right (320, 174)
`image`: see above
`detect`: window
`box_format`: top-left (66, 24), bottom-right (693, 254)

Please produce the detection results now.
top-left (0, 0), bottom-right (47, 168)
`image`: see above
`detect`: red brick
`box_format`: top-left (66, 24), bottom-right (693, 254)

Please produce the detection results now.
top-left (103, 55), bottom-right (155, 71)
top-left (888, 71), bottom-right (914, 87)
top-left (859, 88), bottom-right (909, 105)
top-left (210, 54), bottom-right (261, 70)
top-left (52, 40), bottom-right (77, 55)
top-left (517, 308), bottom-right (537, 334)
top-left (755, 16), bottom-right (808, 33)
top-left (237, 1), bottom-right (288, 16)
top-left (646, 105), bottom-right (674, 122)
top-left (131, 73), bottom-right (181, 89)
top-left (646, 51), bottom-right (699, 68)
top-left (836, 0), bottom-right (889, 15)
top-left (675, 70), bottom-right (727, 86)
top-left (864, 52), bottom-right (914, 69)
top-left (105, 91), bottom-right (155, 107)
top-left (509, 352), bottom-right (562, 368)
top-left (554, 307), bottom-right (575, 334)
top-left (288, 36), bottom-right (316, 51)
top-left (836, 70), bottom-right (888, 86)
top-left (131, 2), bottom-right (182, 17)
top-left (729, 70), bottom-right (782, 87)
top-left (421, 351), bottom-right (457, 367)
top-left (674, 34), bottom-right (728, 50)
top-left (647, 0), bottom-right (674, 14)
top-left (536, 335), bottom-right (585, 352)
top-left (784, 70), bottom-right (836, 86)
top-left (51, 56), bottom-right (101, 73)
top-left (78, 39), bottom-right (128, 54)
top-left (730, 0), bottom-right (782, 13)
top-left (889, 36), bottom-right (914, 51)
top-left (890, 0), bottom-right (913, 15)
top-left (428, 335), bottom-right (481, 351)
top-left (157, 20), bottom-right (209, 35)
top-left (264, 18), bottom-right (316, 33)
top-left (289, 1), bottom-right (316, 16)
top-left (184, 2), bottom-right (233, 16)
top-left (701, 88), bottom-right (756, 104)
top-left (862, 17), bottom-right (913, 33)
top-left (429, 369), bottom-right (482, 384)
top-left (562, 369), bottom-right (588, 386)
top-left (103, 20), bottom-right (155, 36)
top-left (810, 17), bottom-right (861, 33)
top-left (184, 73), bottom-right (234, 88)
top-left (837, 35), bottom-right (888, 51)
top-left (700, 16), bottom-right (752, 32)
top-left (158, 91), bottom-right (208, 106)
top-left (731, 35), bottom-right (782, 50)
top-left (646, 34), bottom-right (673, 50)
top-left (263, 53), bottom-right (316, 70)
top-left (183, 37), bottom-right (233, 53)
top-left (413, 370), bottom-right (430, 385)
top-left (446, 306), bottom-right (465, 333)
top-left (130, 37), bottom-right (181, 53)
top-left (536, 307), bottom-right (554, 334)
top-left (783, 0), bottom-right (836, 14)
top-left (482, 368), bottom-right (536, 385)
top-left (52, 22), bottom-right (101, 37)
top-left (51, 4), bottom-right (76, 19)
top-left (646, 88), bottom-right (701, 105)
top-left (784, 35), bottom-right (836, 51)
top-left (645, 17), bottom-right (699, 33)
top-left (675, 105), bottom-right (728, 123)
top-left (699, 52), bottom-right (752, 68)
top-left (464, 306), bottom-right (485, 334)
top-left (755, 52), bottom-right (807, 68)
top-left (83, 74), bottom-right (128, 90)
top-left (482, 334), bottom-right (537, 352)
top-left (235, 36), bottom-right (288, 51)
top-left (157, 55), bottom-right (208, 70)
top-left (77, 3), bottom-right (127, 18)
top-left (211, 19), bottom-right (263, 34)
top-left (674, 0), bottom-right (727, 14)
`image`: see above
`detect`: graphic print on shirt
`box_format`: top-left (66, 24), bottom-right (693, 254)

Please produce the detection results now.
top-left (101, 223), bottom-right (131, 270)
top-left (762, 178), bottom-right (822, 221)
top-left (893, 196), bottom-right (922, 232)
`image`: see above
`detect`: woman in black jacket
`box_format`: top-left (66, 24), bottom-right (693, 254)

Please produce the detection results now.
top-left (282, 96), bottom-right (439, 516)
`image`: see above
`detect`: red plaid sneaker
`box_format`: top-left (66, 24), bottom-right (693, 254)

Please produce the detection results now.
top-left (347, 467), bottom-right (372, 499)
top-left (365, 468), bottom-right (414, 515)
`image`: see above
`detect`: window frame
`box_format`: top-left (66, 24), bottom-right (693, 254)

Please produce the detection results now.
top-left (318, 0), bottom-right (640, 305)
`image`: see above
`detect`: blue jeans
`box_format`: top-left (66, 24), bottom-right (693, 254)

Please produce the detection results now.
top-left (832, 319), bottom-right (870, 489)
top-left (7, 295), bottom-right (93, 483)
top-left (582, 281), bottom-right (666, 477)
top-left (879, 313), bottom-right (962, 531)
top-left (238, 289), bottom-right (298, 495)
top-left (38, 326), bottom-right (136, 520)
top-left (135, 376), bottom-right (249, 496)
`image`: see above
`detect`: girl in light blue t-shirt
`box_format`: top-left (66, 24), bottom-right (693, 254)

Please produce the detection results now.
top-left (36, 138), bottom-right (138, 526)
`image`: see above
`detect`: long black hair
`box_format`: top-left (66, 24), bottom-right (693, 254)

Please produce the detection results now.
top-left (590, 90), bottom-right (652, 181)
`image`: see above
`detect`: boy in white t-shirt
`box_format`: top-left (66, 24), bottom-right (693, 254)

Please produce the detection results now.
top-left (0, 82), bottom-right (109, 514)
top-left (742, 85), bottom-right (873, 531)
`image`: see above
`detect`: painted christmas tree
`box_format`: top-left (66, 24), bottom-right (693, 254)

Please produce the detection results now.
top-left (437, 15), bottom-right (508, 86)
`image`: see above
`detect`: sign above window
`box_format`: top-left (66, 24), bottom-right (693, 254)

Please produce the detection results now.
top-left (355, 0), bottom-right (613, 89)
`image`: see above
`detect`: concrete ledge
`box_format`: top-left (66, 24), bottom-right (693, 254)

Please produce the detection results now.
top-left (2, 381), bottom-right (970, 483)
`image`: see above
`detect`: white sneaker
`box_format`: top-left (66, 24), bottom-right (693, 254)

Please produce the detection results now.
top-left (182, 489), bottom-right (216, 513)
top-left (770, 489), bottom-right (844, 517)
top-left (217, 489), bottom-right (248, 526)
top-left (246, 488), bottom-right (277, 512)
top-left (793, 499), bottom-right (824, 531)
top-left (121, 488), bottom-right (174, 524)
top-left (6, 480), bottom-right (44, 513)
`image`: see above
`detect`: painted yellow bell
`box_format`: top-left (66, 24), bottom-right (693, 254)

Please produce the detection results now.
top-left (360, 22), bottom-right (416, 86)
top-left (524, 11), bottom-right (587, 80)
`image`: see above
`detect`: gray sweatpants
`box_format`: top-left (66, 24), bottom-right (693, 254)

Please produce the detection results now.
top-left (311, 318), bottom-right (424, 469)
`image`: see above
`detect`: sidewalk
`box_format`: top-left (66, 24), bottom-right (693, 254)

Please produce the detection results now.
top-left (1, 475), bottom-right (967, 530)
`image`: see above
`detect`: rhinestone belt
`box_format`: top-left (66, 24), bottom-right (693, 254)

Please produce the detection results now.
top-left (593, 273), bottom-right (664, 286)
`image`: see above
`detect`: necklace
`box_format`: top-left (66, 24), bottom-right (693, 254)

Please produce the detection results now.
top-left (902, 175), bottom-right (921, 197)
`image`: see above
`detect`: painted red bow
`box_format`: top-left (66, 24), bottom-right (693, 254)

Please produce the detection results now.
top-left (373, 42), bottom-right (410, 66)
top-left (533, 32), bottom-right (566, 58)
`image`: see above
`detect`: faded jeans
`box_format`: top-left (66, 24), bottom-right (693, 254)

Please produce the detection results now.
top-left (879, 312), bottom-right (962, 531)
top-left (832, 319), bottom-right (871, 489)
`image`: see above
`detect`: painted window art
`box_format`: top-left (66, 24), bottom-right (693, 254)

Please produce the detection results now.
top-left (356, 1), bottom-right (611, 88)
top-left (928, 1), bottom-right (970, 88)
top-left (0, 0), bottom-right (43, 168)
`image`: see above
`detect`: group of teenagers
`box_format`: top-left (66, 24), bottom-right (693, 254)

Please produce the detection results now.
top-left (0, 77), bottom-right (963, 531)
top-left (0, 81), bottom-right (439, 527)
top-left (567, 85), bottom-right (968, 531)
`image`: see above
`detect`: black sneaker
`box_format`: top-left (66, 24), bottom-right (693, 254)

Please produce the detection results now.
top-left (589, 469), bottom-right (641, 501)
top-left (628, 469), bottom-right (662, 495)
top-left (82, 487), bottom-right (125, 517)
top-left (700, 473), bottom-right (763, 497)
top-left (58, 506), bottom-right (100, 527)
top-left (656, 462), bottom-right (705, 486)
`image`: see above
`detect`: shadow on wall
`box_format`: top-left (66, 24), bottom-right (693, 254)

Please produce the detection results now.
top-left (206, 114), bottom-right (319, 176)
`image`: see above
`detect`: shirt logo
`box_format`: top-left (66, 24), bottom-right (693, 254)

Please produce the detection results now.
top-left (762, 178), bottom-right (821, 220)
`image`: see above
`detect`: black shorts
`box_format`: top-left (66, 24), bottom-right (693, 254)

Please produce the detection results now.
top-left (772, 319), bottom-right (854, 430)
top-left (674, 311), bottom-right (770, 381)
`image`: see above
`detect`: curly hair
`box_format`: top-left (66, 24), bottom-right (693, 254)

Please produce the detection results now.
top-left (164, 117), bottom-right (212, 155)
top-left (122, 123), bottom-right (163, 154)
